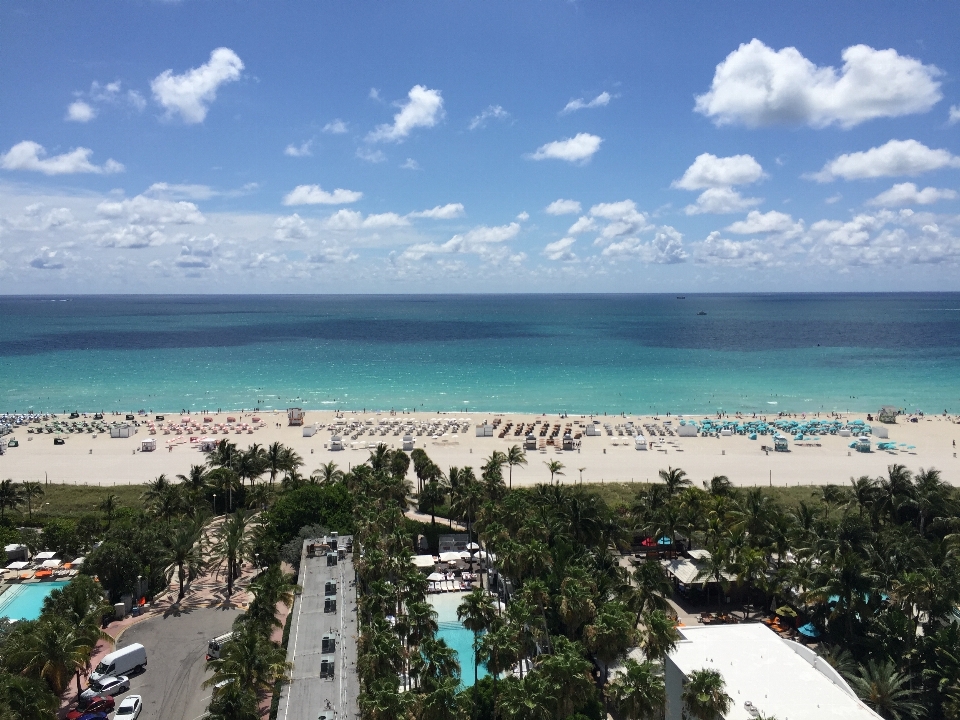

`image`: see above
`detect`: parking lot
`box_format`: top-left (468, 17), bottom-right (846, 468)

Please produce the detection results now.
top-left (115, 606), bottom-right (240, 720)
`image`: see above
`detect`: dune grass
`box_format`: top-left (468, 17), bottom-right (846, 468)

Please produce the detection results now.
top-left (14, 483), bottom-right (147, 523)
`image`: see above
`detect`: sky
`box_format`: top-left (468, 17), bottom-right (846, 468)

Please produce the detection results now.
top-left (3, 1), bottom-right (960, 293)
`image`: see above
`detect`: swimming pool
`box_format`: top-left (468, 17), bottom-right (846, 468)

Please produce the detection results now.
top-left (0, 581), bottom-right (68, 621)
top-left (429, 592), bottom-right (488, 687)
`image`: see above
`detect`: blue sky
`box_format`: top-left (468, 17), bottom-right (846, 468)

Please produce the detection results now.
top-left (3, 1), bottom-right (960, 292)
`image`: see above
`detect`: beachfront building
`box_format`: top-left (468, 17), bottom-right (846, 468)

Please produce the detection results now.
top-left (664, 624), bottom-right (881, 720)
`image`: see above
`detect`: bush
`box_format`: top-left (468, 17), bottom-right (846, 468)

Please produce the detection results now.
top-left (266, 483), bottom-right (353, 544)
top-left (83, 541), bottom-right (142, 602)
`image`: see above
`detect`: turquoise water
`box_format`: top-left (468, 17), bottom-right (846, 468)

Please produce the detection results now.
top-left (0, 581), bottom-right (68, 621)
top-left (429, 592), bottom-right (488, 687)
top-left (1, 294), bottom-right (959, 415)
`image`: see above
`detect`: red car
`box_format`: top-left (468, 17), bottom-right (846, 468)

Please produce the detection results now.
top-left (69, 695), bottom-right (115, 718)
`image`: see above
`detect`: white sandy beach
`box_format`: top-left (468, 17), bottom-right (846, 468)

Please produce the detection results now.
top-left (2, 409), bottom-right (959, 488)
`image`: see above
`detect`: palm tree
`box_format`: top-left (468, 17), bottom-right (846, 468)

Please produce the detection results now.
top-left (4, 617), bottom-right (95, 695)
top-left (583, 602), bottom-right (636, 686)
top-left (0, 673), bottom-right (59, 720)
top-left (203, 623), bottom-right (291, 694)
top-left (159, 519), bottom-right (205, 601)
top-left (264, 441), bottom-right (286, 485)
top-left (141, 473), bottom-right (171, 505)
top-left (638, 609), bottom-right (680, 663)
top-left (506, 445), bottom-right (527, 489)
top-left (206, 679), bottom-right (259, 720)
top-left (606, 659), bottom-right (665, 720)
top-left (418, 479), bottom-right (447, 526)
top-left (210, 510), bottom-right (252, 597)
top-left (21, 481), bottom-right (44, 520)
top-left (659, 466), bottom-right (691, 496)
top-left (97, 493), bottom-right (120, 529)
top-left (457, 588), bottom-right (497, 685)
top-left (681, 668), bottom-right (732, 720)
top-left (0, 478), bottom-right (23, 519)
top-left (312, 461), bottom-right (343, 485)
top-left (207, 467), bottom-right (241, 513)
top-left (545, 460), bottom-right (565, 485)
top-left (478, 622), bottom-right (521, 713)
top-left (245, 564), bottom-right (300, 631)
top-left (847, 659), bottom-right (924, 720)
top-left (177, 464), bottom-right (210, 503)
top-left (419, 674), bottom-right (465, 720)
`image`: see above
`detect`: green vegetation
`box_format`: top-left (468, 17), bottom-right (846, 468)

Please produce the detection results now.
top-left (0, 575), bottom-right (110, 719)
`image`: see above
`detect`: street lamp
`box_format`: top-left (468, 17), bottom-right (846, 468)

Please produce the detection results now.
top-left (213, 493), bottom-right (217, 516)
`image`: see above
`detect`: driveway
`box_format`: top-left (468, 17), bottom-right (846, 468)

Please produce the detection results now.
top-left (117, 606), bottom-right (240, 720)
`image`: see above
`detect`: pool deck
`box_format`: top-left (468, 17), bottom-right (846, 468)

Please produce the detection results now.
top-left (276, 539), bottom-right (358, 720)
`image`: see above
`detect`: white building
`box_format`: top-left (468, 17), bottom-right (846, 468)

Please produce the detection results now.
top-left (665, 624), bottom-right (880, 720)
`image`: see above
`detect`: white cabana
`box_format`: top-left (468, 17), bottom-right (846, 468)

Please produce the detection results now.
top-left (5, 561), bottom-right (28, 570)
top-left (411, 555), bottom-right (436, 569)
top-left (35, 551), bottom-right (57, 561)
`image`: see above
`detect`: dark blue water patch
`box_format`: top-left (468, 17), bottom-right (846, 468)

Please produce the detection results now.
top-left (616, 318), bottom-right (960, 351)
top-left (0, 318), bottom-right (541, 356)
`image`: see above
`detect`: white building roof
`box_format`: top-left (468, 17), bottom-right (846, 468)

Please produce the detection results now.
top-left (668, 624), bottom-right (880, 720)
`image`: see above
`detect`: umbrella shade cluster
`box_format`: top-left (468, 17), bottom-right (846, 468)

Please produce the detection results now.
top-left (690, 417), bottom-right (875, 438)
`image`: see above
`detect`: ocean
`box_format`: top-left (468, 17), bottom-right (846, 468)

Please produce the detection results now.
top-left (1, 294), bottom-right (959, 416)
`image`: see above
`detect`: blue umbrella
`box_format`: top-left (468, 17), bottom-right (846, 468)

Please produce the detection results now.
top-left (797, 623), bottom-right (820, 638)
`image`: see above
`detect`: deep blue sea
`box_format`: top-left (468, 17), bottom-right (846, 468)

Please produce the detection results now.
top-left (1, 294), bottom-right (959, 415)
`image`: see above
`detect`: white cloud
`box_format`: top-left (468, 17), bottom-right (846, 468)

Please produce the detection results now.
top-left (950, 105), bottom-right (960, 125)
top-left (810, 139), bottom-right (960, 182)
top-left (150, 47), bottom-right (244, 124)
top-left (282, 185), bottom-right (363, 206)
top-left (516, 211), bottom-right (529, 222)
top-left (323, 209), bottom-right (408, 231)
top-left (400, 158), bottom-right (420, 170)
top-left (29, 247), bottom-right (66, 270)
top-left (408, 203), bottom-right (464, 219)
top-left (726, 210), bottom-right (803, 235)
top-left (144, 183), bottom-right (217, 201)
top-left (528, 133), bottom-right (602, 164)
top-left (66, 100), bottom-right (96, 122)
top-left (274, 213), bottom-right (314, 241)
top-left (323, 119), bottom-right (348, 134)
top-left (356, 147), bottom-right (387, 163)
top-left (401, 222), bottom-right (520, 261)
top-left (868, 182), bottom-right (957, 207)
top-left (560, 92), bottom-right (612, 114)
top-left (567, 216), bottom-right (597, 235)
top-left (825, 194), bottom-right (843, 204)
top-left (695, 39), bottom-right (942, 128)
top-left (284, 140), bottom-right (313, 157)
top-left (545, 199), bottom-right (582, 215)
top-left (469, 105), bottom-right (509, 130)
top-left (698, 231), bottom-right (776, 266)
top-left (673, 153), bottom-right (765, 190)
top-left (590, 200), bottom-right (647, 228)
top-left (684, 188), bottom-right (762, 215)
top-left (97, 195), bottom-right (205, 225)
top-left (367, 85), bottom-right (444, 143)
top-left (544, 237), bottom-right (576, 261)
top-left (602, 226), bottom-right (688, 264)
top-left (0, 141), bottom-right (124, 175)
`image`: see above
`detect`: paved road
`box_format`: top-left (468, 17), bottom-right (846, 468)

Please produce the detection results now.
top-left (117, 606), bottom-right (240, 720)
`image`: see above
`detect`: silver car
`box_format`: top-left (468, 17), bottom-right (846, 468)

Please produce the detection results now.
top-left (80, 675), bottom-right (130, 701)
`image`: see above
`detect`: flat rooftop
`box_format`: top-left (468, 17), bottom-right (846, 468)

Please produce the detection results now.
top-left (276, 537), bottom-right (358, 720)
top-left (667, 624), bottom-right (879, 720)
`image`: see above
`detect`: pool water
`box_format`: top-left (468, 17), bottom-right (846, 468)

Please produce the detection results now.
top-left (0, 581), bottom-right (68, 621)
top-left (429, 592), bottom-right (488, 687)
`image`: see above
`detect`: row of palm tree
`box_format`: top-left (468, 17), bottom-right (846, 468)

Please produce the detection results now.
top-left (626, 463), bottom-right (960, 719)
top-left (0, 478), bottom-right (45, 520)
top-left (0, 574), bottom-right (112, 719)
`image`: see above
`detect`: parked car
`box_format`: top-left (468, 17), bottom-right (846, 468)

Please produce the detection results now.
top-left (91, 643), bottom-right (147, 683)
top-left (73, 695), bottom-right (115, 713)
top-left (75, 713), bottom-right (108, 720)
top-left (80, 675), bottom-right (130, 701)
top-left (115, 695), bottom-right (143, 720)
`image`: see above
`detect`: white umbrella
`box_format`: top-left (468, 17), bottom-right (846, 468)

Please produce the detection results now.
top-left (466, 542), bottom-right (481, 550)
top-left (427, 572), bottom-right (444, 581)
top-left (459, 551), bottom-right (472, 559)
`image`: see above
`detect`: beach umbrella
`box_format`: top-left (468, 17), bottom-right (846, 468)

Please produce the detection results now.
top-left (466, 542), bottom-right (481, 550)
top-left (427, 572), bottom-right (444, 581)
top-left (459, 551), bottom-right (472, 560)
top-left (797, 623), bottom-right (820, 638)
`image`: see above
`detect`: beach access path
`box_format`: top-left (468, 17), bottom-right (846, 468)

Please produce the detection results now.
top-left (5, 409), bottom-right (958, 488)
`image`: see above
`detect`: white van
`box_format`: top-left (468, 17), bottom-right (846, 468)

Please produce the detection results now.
top-left (91, 643), bottom-right (147, 683)
top-left (207, 632), bottom-right (233, 660)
